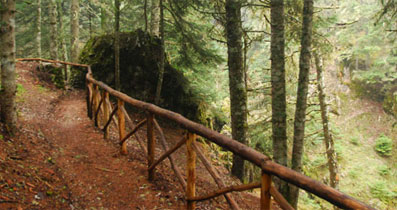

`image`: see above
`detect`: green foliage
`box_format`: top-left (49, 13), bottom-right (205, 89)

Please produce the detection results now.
top-left (350, 136), bottom-right (360, 145)
top-left (16, 84), bottom-right (26, 97)
top-left (374, 134), bottom-right (393, 156)
top-left (377, 165), bottom-right (391, 176)
top-left (370, 181), bottom-right (397, 203)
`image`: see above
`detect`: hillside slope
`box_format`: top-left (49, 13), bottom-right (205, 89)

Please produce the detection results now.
top-left (300, 63), bottom-right (397, 209)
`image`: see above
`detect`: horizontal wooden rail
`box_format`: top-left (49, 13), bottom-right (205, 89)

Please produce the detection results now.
top-left (17, 58), bottom-right (376, 210)
top-left (118, 119), bottom-right (147, 145)
top-left (17, 58), bottom-right (89, 68)
top-left (188, 182), bottom-right (261, 202)
top-left (102, 104), bottom-right (118, 133)
top-left (86, 72), bottom-right (375, 210)
top-left (148, 136), bottom-right (187, 171)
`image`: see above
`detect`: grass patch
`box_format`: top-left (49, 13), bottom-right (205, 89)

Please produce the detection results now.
top-left (16, 83), bottom-right (26, 96)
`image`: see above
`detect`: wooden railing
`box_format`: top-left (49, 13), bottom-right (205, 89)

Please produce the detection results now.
top-left (17, 58), bottom-right (376, 210)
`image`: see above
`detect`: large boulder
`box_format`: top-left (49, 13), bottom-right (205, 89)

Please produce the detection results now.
top-left (77, 30), bottom-right (225, 126)
top-left (350, 69), bottom-right (397, 118)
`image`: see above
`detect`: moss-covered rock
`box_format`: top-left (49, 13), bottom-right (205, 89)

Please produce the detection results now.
top-left (383, 90), bottom-right (397, 118)
top-left (37, 64), bottom-right (65, 89)
top-left (76, 30), bottom-right (225, 126)
top-left (350, 70), bottom-right (397, 117)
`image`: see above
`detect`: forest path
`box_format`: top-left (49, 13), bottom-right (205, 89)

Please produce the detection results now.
top-left (2, 62), bottom-right (264, 210)
top-left (10, 62), bottom-right (185, 209)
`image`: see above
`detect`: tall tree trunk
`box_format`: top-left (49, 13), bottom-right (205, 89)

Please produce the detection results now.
top-left (290, 0), bottom-right (314, 208)
top-left (57, 1), bottom-right (68, 62)
top-left (100, 6), bottom-right (107, 33)
top-left (225, 0), bottom-right (248, 181)
top-left (270, 0), bottom-right (288, 197)
top-left (114, 0), bottom-right (120, 91)
top-left (70, 0), bottom-right (80, 63)
top-left (150, 0), bottom-right (160, 36)
top-left (0, 0), bottom-right (17, 134)
top-left (154, 0), bottom-right (164, 105)
top-left (36, 0), bottom-right (41, 58)
top-left (314, 52), bottom-right (339, 190)
top-left (49, 0), bottom-right (58, 60)
top-left (57, 1), bottom-right (69, 81)
top-left (144, 0), bottom-right (148, 32)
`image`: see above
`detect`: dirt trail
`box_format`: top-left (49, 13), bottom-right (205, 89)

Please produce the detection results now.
top-left (3, 63), bottom-right (185, 209)
top-left (1, 62), bottom-right (265, 210)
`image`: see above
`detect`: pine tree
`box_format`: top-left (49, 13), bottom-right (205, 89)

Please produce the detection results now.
top-left (270, 0), bottom-right (288, 197)
top-left (114, 0), bottom-right (120, 90)
top-left (225, 0), bottom-right (248, 181)
top-left (0, 0), bottom-right (17, 134)
top-left (70, 0), bottom-right (80, 63)
top-left (36, 0), bottom-right (41, 58)
top-left (290, 0), bottom-right (314, 207)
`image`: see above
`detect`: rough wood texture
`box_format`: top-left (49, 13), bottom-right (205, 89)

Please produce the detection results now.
top-left (186, 132), bottom-right (196, 210)
top-left (102, 91), bottom-right (110, 138)
top-left (147, 113), bottom-right (155, 181)
top-left (102, 104), bottom-right (118, 135)
top-left (117, 99), bottom-right (126, 155)
top-left (154, 119), bottom-right (187, 189)
top-left (261, 172), bottom-right (271, 210)
top-left (17, 58), bottom-right (89, 68)
top-left (107, 100), bottom-right (119, 128)
top-left (121, 106), bottom-right (147, 155)
top-left (86, 82), bottom-right (93, 119)
top-left (188, 182), bottom-right (260, 202)
top-left (290, 0), bottom-right (314, 207)
top-left (270, 185), bottom-right (294, 210)
top-left (119, 119), bottom-right (147, 145)
top-left (192, 143), bottom-right (240, 210)
top-left (85, 74), bottom-right (375, 210)
top-left (0, 0), bottom-right (17, 133)
top-left (70, 0), bottom-right (80, 63)
top-left (148, 136), bottom-right (186, 171)
top-left (270, 0), bottom-right (289, 197)
top-left (94, 97), bottom-right (103, 127)
top-left (92, 85), bottom-right (100, 126)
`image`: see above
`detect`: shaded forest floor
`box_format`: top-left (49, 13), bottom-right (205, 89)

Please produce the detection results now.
top-left (0, 62), bottom-right (269, 209)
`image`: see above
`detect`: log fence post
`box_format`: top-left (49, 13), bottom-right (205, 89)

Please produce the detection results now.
top-left (87, 82), bottom-right (93, 119)
top-left (118, 99), bottom-right (126, 154)
top-left (261, 171), bottom-right (271, 210)
top-left (147, 112), bottom-right (155, 181)
top-left (186, 132), bottom-right (196, 210)
top-left (92, 84), bottom-right (99, 122)
top-left (103, 91), bottom-right (110, 139)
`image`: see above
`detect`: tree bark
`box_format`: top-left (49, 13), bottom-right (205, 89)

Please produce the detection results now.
top-left (225, 0), bottom-right (248, 181)
top-left (0, 0), bottom-right (17, 133)
top-left (144, 0), bottom-right (148, 32)
top-left (314, 52), bottom-right (339, 191)
top-left (114, 0), bottom-right (120, 91)
top-left (154, 0), bottom-right (164, 105)
top-left (270, 0), bottom-right (288, 197)
top-left (36, 0), bottom-right (41, 58)
top-left (70, 0), bottom-right (80, 63)
top-left (100, 5), bottom-right (108, 33)
top-left (49, 0), bottom-right (58, 60)
top-left (290, 0), bottom-right (314, 208)
top-left (57, 1), bottom-right (69, 81)
top-left (150, 0), bottom-right (160, 36)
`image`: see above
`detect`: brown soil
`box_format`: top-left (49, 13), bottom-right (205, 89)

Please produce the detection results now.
top-left (0, 62), bottom-right (277, 209)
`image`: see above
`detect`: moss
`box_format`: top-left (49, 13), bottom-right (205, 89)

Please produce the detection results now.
top-left (38, 64), bottom-right (65, 89)
top-left (75, 30), bottom-right (224, 125)
top-left (383, 90), bottom-right (397, 118)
